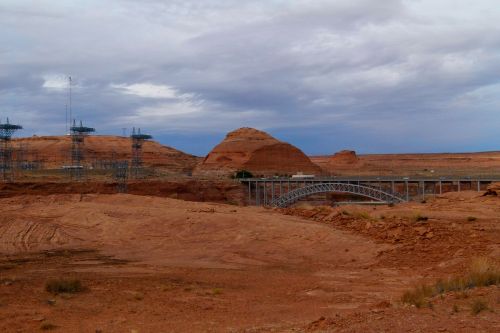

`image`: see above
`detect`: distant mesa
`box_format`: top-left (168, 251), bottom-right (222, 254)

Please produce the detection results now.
top-left (329, 150), bottom-right (359, 165)
top-left (12, 135), bottom-right (198, 174)
top-left (195, 127), bottom-right (321, 176)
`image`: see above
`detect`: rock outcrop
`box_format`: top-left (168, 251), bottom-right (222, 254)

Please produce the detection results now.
top-left (483, 182), bottom-right (500, 196)
top-left (329, 150), bottom-right (359, 165)
top-left (12, 135), bottom-right (198, 174)
top-left (195, 127), bottom-right (321, 176)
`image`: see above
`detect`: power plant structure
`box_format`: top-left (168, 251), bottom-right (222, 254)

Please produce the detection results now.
top-left (68, 120), bottom-right (95, 181)
top-left (130, 127), bottom-right (152, 178)
top-left (113, 160), bottom-right (129, 193)
top-left (0, 118), bottom-right (22, 181)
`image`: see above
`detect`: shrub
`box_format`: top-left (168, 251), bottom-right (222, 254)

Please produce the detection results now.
top-left (402, 257), bottom-right (500, 307)
top-left (355, 211), bottom-right (371, 220)
top-left (234, 170), bottom-right (253, 179)
top-left (40, 322), bottom-right (57, 330)
top-left (212, 288), bottom-right (223, 295)
top-left (467, 216), bottom-right (477, 222)
top-left (45, 278), bottom-right (84, 294)
top-left (468, 257), bottom-right (500, 287)
top-left (401, 284), bottom-right (434, 308)
top-left (414, 214), bottom-right (428, 222)
top-left (471, 299), bottom-right (488, 315)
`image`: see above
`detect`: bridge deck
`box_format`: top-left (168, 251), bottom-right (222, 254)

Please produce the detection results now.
top-left (239, 176), bottom-right (500, 206)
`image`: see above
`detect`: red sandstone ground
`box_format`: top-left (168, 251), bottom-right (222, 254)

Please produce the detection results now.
top-left (0, 192), bottom-right (498, 332)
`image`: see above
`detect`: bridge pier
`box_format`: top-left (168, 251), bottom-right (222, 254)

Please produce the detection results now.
top-left (405, 180), bottom-right (409, 201)
top-left (271, 181), bottom-right (275, 203)
top-left (422, 181), bottom-right (425, 201)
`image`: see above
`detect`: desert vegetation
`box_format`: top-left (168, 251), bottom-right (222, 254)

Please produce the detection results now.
top-left (45, 278), bottom-right (84, 294)
top-left (402, 257), bottom-right (500, 308)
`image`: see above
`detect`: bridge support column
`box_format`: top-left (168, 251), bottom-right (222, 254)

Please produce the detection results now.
top-left (477, 180), bottom-right (481, 192)
top-left (248, 182), bottom-right (251, 205)
top-left (439, 180), bottom-right (442, 195)
top-left (405, 180), bottom-right (409, 201)
top-left (422, 181), bottom-right (425, 201)
top-left (255, 181), bottom-right (259, 206)
top-left (271, 181), bottom-right (275, 203)
top-left (458, 181), bottom-right (461, 192)
top-left (263, 181), bottom-right (267, 205)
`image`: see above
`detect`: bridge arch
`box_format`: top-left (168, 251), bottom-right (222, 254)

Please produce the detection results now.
top-left (270, 182), bottom-right (406, 207)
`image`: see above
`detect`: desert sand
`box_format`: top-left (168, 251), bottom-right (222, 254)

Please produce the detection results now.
top-left (0, 192), bottom-right (498, 332)
top-left (1, 128), bottom-right (499, 332)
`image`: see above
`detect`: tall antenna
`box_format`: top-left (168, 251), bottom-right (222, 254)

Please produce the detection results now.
top-left (65, 103), bottom-right (68, 135)
top-left (68, 76), bottom-right (72, 128)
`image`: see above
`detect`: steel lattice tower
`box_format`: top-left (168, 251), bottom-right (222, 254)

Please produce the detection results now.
top-left (130, 127), bottom-right (152, 178)
top-left (113, 160), bottom-right (129, 193)
top-left (69, 120), bottom-right (95, 180)
top-left (0, 118), bottom-right (22, 181)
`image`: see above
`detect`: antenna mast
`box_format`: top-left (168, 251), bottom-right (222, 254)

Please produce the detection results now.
top-left (69, 76), bottom-right (72, 130)
top-left (65, 103), bottom-right (68, 135)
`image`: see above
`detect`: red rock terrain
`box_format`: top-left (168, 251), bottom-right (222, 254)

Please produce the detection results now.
top-left (195, 127), bottom-right (321, 177)
top-left (312, 150), bottom-right (500, 177)
top-left (0, 192), bottom-right (498, 332)
top-left (13, 136), bottom-right (199, 174)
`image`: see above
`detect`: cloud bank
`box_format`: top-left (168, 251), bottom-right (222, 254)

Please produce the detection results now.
top-left (1, 0), bottom-right (499, 155)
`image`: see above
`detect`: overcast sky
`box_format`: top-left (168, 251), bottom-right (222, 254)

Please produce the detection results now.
top-left (1, 0), bottom-right (499, 156)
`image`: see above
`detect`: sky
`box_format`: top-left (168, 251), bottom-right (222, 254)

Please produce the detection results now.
top-left (1, 0), bottom-right (499, 156)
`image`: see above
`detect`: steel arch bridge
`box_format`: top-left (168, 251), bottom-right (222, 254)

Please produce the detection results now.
top-left (270, 182), bottom-right (406, 207)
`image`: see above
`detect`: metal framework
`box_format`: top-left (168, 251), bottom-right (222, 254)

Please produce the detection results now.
top-left (113, 160), bottom-right (129, 193)
top-left (0, 118), bottom-right (22, 181)
top-left (241, 176), bottom-right (500, 206)
top-left (130, 128), bottom-right (152, 178)
top-left (69, 120), bottom-right (95, 180)
top-left (271, 182), bottom-right (405, 207)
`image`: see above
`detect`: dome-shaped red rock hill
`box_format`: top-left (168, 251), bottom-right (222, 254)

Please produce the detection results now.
top-left (12, 135), bottom-right (198, 174)
top-left (195, 127), bottom-right (321, 176)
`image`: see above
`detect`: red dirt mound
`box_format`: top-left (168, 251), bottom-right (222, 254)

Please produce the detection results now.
top-left (13, 135), bottom-right (198, 174)
top-left (195, 127), bottom-right (321, 177)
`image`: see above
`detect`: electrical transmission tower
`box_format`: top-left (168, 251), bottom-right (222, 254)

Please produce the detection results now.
top-left (130, 127), bottom-right (152, 178)
top-left (69, 120), bottom-right (95, 181)
top-left (0, 118), bottom-right (22, 181)
top-left (113, 161), bottom-right (129, 193)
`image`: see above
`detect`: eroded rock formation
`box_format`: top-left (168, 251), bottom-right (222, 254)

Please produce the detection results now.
top-left (195, 127), bottom-right (321, 176)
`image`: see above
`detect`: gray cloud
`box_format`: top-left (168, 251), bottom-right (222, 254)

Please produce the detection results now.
top-left (0, 0), bottom-right (499, 155)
